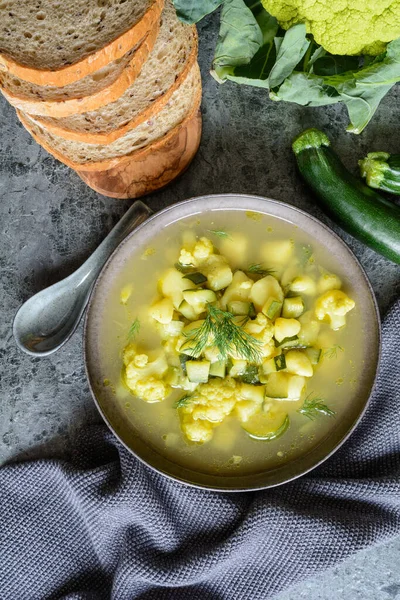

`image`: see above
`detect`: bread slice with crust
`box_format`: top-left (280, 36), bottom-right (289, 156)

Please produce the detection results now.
top-left (76, 107), bottom-right (202, 198)
top-left (18, 62), bottom-right (201, 170)
top-left (29, 1), bottom-right (197, 144)
top-left (0, 0), bottom-right (164, 86)
top-left (0, 24), bottom-right (159, 118)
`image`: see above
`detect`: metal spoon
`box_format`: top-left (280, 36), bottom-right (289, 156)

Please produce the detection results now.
top-left (13, 200), bottom-right (152, 357)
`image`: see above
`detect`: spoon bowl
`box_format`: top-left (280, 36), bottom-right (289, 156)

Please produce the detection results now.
top-left (13, 200), bottom-right (152, 356)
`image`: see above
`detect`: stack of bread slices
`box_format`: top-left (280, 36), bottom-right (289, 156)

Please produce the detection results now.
top-left (0, 0), bottom-right (201, 198)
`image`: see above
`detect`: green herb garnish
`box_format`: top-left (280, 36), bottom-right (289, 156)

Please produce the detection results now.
top-left (174, 394), bottom-right (194, 409)
top-left (247, 263), bottom-right (275, 276)
top-left (323, 345), bottom-right (344, 359)
top-left (207, 229), bottom-right (231, 240)
top-left (183, 272), bottom-right (207, 285)
top-left (298, 393), bottom-right (336, 421)
top-left (184, 304), bottom-right (263, 363)
top-left (127, 318), bottom-right (140, 341)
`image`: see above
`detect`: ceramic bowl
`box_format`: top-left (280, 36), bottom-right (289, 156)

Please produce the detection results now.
top-left (84, 194), bottom-right (381, 491)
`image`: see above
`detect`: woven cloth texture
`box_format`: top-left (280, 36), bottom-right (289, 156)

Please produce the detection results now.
top-left (1, 300), bottom-right (399, 600)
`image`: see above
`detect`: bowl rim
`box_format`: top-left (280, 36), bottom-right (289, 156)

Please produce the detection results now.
top-left (84, 193), bottom-right (382, 492)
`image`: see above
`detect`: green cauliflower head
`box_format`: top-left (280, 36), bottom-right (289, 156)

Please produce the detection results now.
top-left (261, 0), bottom-right (400, 55)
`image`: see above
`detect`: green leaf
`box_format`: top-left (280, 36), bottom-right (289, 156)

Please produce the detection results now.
top-left (213, 0), bottom-right (263, 69)
top-left (172, 0), bottom-right (223, 24)
top-left (312, 54), bottom-right (362, 76)
top-left (271, 72), bottom-right (340, 107)
top-left (268, 23), bottom-right (310, 89)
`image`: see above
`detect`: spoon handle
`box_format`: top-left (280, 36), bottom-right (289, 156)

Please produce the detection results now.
top-left (75, 200), bottom-right (153, 288)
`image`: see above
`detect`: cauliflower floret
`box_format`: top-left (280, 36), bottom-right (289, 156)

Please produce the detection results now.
top-left (124, 349), bottom-right (171, 403)
top-left (181, 416), bottom-right (214, 443)
top-left (193, 237), bottom-right (214, 263)
top-left (314, 290), bottom-right (355, 330)
top-left (178, 237), bottom-right (214, 269)
top-left (134, 377), bottom-right (170, 403)
top-left (179, 378), bottom-right (238, 442)
top-left (261, 0), bottom-right (399, 56)
top-left (134, 354), bottom-right (148, 368)
top-left (179, 248), bottom-right (195, 266)
top-left (243, 313), bottom-right (274, 360)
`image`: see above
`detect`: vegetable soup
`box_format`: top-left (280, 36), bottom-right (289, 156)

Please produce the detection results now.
top-left (97, 210), bottom-right (364, 476)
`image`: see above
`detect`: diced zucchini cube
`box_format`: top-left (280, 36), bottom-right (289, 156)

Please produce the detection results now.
top-left (262, 297), bottom-right (282, 320)
top-left (265, 372), bottom-right (306, 400)
top-left (305, 347), bottom-right (321, 365)
top-left (209, 360), bottom-right (226, 378)
top-left (228, 301), bottom-right (251, 316)
top-left (274, 354), bottom-right (286, 371)
top-left (261, 357), bottom-right (277, 379)
top-left (186, 360), bottom-right (211, 383)
top-left (282, 296), bottom-right (305, 319)
top-left (229, 359), bottom-right (247, 377)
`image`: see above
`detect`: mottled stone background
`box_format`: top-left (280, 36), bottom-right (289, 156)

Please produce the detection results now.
top-left (1, 13), bottom-right (399, 600)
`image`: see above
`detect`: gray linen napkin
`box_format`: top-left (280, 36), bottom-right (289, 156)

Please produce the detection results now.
top-left (1, 300), bottom-right (399, 600)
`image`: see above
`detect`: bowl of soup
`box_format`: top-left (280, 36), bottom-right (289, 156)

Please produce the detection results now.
top-left (84, 194), bottom-right (380, 490)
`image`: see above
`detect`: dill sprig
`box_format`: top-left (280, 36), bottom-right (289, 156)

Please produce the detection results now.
top-left (207, 229), bottom-right (231, 240)
top-left (127, 318), bottom-right (140, 341)
top-left (246, 263), bottom-right (275, 276)
top-left (184, 304), bottom-right (263, 363)
top-left (174, 394), bottom-right (194, 409)
top-left (298, 393), bottom-right (336, 421)
top-left (323, 345), bottom-right (344, 360)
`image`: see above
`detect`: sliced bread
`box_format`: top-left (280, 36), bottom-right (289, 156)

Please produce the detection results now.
top-left (18, 62), bottom-right (201, 169)
top-left (0, 0), bottom-right (164, 86)
top-left (0, 24), bottom-right (159, 117)
top-left (29, 0), bottom-right (197, 143)
top-left (76, 108), bottom-right (202, 198)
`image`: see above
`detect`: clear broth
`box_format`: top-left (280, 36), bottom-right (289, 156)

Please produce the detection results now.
top-left (98, 211), bottom-right (365, 476)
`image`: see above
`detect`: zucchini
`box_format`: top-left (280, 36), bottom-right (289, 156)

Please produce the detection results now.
top-left (227, 300), bottom-right (252, 316)
top-left (183, 272), bottom-right (208, 285)
top-left (292, 129), bottom-right (400, 265)
top-left (242, 412), bottom-right (289, 441)
top-left (186, 360), bottom-right (210, 383)
top-left (274, 354), bottom-right (286, 371)
top-left (282, 296), bottom-right (304, 319)
top-left (240, 365), bottom-right (260, 384)
top-left (262, 297), bottom-right (282, 320)
top-left (209, 360), bottom-right (226, 378)
top-left (359, 152), bottom-right (400, 195)
top-left (305, 347), bottom-right (321, 365)
top-left (265, 372), bottom-right (306, 400)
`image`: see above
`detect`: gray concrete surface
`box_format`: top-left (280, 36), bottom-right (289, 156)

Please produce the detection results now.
top-left (1, 12), bottom-right (400, 599)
